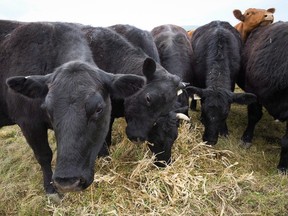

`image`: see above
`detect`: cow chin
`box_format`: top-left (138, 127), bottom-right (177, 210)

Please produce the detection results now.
top-left (260, 20), bottom-right (273, 26)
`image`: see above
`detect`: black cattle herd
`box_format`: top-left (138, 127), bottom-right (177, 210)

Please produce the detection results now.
top-left (0, 7), bottom-right (287, 199)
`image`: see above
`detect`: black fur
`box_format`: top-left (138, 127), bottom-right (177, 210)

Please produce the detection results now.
top-left (239, 21), bottom-right (288, 171)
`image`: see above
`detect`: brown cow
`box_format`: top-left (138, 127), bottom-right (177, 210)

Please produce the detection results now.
top-left (233, 8), bottom-right (275, 41)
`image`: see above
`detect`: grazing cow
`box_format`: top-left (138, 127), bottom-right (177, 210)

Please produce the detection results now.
top-left (188, 21), bottom-right (257, 145)
top-left (0, 21), bottom-right (145, 197)
top-left (238, 21), bottom-right (288, 172)
top-left (151, 24), bottom-right (193, 115)
top-left (233, 8), bottom-right (275, 41)
top-left (82, 25), bottom-right (186, 165)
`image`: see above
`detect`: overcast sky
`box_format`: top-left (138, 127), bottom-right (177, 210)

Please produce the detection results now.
top-left (0, 0), bottom-right (286, 30)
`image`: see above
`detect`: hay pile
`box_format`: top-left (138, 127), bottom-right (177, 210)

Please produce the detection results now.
top-left (46, 120), bottom-right (256, 215)
top-left (1, 112), bottom-right (287, 215)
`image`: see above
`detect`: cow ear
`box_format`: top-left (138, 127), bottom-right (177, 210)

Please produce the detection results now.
top-left (232, 92), bottom-right (257, 105)
top-left (267, 8), bottom-right (275, 14)
top-left (142, 57), bottom-right (156, 82)
top-left (186, 86), bottom-right (205, 98)
top-left (109, 74), bottom-right (145, 98)
top-left (233, 9), bottom-right (244, 22)
top-left (6, 75), bottom-right (50, 98)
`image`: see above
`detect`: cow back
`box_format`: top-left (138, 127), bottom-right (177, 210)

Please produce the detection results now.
top-left (243, 21), bottom-right (288, 120)
top-left (109, 24), bottom-right (160, 63)
top-left (191, 21), bottom-right (242, 90)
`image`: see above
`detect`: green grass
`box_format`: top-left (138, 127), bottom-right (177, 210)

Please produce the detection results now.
top-left (1, 99), bottom-right (288, 215)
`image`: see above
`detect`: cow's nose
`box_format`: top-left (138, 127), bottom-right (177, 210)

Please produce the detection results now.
top-left (53, 177), bottom-right (86, 193)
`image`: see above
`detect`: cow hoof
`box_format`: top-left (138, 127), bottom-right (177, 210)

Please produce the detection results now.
top-left (277, 167), bottom-right (287, 175)
top-left (239, 140), bottom-right (252, 149)
top-left (47, 193), bottom-right (63, 204)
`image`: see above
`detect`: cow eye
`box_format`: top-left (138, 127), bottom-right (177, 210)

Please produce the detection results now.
top-left (146, 93), bottom-right (151, 105)
top-left (85, 94), bottom-right (104, 119)
top-left (95, 106), bottom-right (103, 114)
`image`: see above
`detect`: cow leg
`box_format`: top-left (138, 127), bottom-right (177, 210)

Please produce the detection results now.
top-left (98, 117), bottom-right (115, 157)
top-left (219, 121), bottom-right (228, 137)
top-left (277, 122), bottom-right (288, 173)
top-left (19, 123), bottom-right (56, 195)
top-left (241, 102), bottom-right (263, 148)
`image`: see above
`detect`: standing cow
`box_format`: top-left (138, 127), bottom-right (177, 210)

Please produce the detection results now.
top-left (82, 25), bottom-right (186, 166)
top-left (0, 21), bottom-right (145, 198)
top-left (151, 24), bottom-right (193, 115)
top-left (188, 21), bottom-right (257, 145)
top-left (238, 21), bottom-right (288, 172)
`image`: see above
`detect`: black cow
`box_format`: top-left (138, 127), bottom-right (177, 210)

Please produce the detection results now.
top-left (109, 24), bottom-right (160, 63)
top-left (188, 21), bottom-right (257, 145)
top-left (82, 25), bottom-right (186, 165)
top-left (0, 21), bottom-right (145, 198)
top-left (238, 21), bottom-right (288, 172)
top-left (151, 24), bottom-right (193, 115)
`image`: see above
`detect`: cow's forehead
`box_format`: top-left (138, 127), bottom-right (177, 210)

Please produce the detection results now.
top-left (245, 8), bottom-right (268, 14)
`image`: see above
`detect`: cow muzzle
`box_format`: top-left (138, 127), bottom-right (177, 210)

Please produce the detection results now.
top-left (52, 177), bottom-right (87, 193)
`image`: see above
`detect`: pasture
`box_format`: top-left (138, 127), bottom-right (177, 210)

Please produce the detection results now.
top-left (1, 88), bottom-right (288, 215)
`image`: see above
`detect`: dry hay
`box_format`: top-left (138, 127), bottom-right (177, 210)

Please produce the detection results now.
top-left (44, 120), bottom-right (256, 215)
top-left (1, 110), bottom-right (288, 215)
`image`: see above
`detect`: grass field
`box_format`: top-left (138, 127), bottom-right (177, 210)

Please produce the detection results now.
top-left (1, 97), bottom-right (288, 215)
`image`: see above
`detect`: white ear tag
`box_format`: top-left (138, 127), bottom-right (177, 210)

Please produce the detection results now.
top-left (177, 89), bottom-right (183, 96)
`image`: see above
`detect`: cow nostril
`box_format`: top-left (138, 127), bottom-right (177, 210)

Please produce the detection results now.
top-left (53, 177), bottom-right (85, 192)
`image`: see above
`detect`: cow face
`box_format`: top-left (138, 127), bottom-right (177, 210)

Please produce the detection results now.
top-left (188, 86), bottom-right (257, 145)
top-left (233, 8), bottom-right (275, 41)
top-left (6, 61), bottom-right (145, 193)
top-left (124, 58), bottom-right (182, 142)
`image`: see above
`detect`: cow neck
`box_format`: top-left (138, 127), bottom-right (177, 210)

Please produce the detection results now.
top-left (206, 67), bottom-right (231, 90)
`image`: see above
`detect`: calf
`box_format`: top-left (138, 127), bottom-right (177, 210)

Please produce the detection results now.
top-left (82, 25), bottom-right (186, 165)
top-left (188, 21), bottom-right (256, 145)
top-left (1, 21), bottom-right (144, 197)
top-left (233, 8), bottom-right (275, 41)
top-left (239, 21), bottom-right (288, 172)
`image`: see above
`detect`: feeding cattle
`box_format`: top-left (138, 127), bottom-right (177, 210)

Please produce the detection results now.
top-left (233, 7), bottom-right (275, 41)
top-left (188, 20), bottom-right (257, 145)
top-left (238, 21), bottom-right (288, 172)
top-left (151, 24), bottom-right (193, 115)
top-left (0, 21), bottom-right (145, 198)
top-left (82, 25), bottom-right (187, 166)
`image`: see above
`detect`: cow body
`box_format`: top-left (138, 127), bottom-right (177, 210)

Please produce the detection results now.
top-left (0, 21), bottom-right (145, 197)
top-left (239, 21), bottom-right (288, 171)
top-left (151, 24), bottom-right (193, 114)
top-left (82, 25), bottom-right (184, 165)
top-left (189, 21), bottom-right (256, 144)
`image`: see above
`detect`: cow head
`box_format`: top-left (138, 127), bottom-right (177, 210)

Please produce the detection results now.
top-left (124, 57), bottom-right (184, 143)
top-left (6, 61), bottom-right (145, 193)
top-left (233, 8), bottom-right (275, 41)
top-left (188, 86), bottom-right (257, 145)
top-left (147, 105), bottom-right (190, 167)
